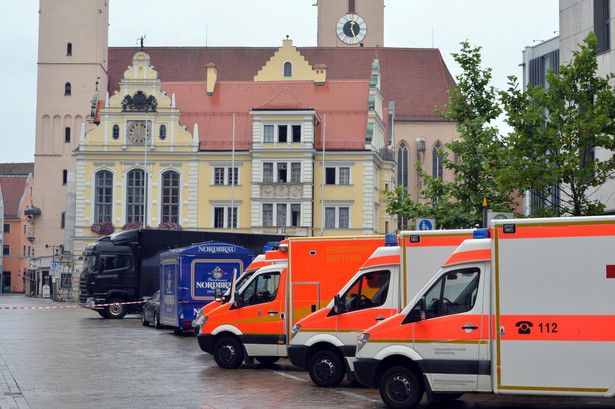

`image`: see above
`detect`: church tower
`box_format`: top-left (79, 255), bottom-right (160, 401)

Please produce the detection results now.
top-left (317, 0), bottom-right (384, 47)
top-left (33, 0), bottom-right (108, 260)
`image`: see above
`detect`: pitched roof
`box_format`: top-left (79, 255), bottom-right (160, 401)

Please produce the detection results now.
top-left (0, 163), bottom-right (34, 175)
top-left (0, 176), bottom-right (28, 219)
top-left (162, 80), bottom-right (370, 151)
top-left (108, 46), bottom-right (455, 122)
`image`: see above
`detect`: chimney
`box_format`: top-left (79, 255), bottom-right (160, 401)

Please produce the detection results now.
top-left (206, 63), bottom-right (218, 96)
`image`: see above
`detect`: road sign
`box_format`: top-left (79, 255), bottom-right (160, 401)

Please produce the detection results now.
top-left (487, 212), bottom-right (514, 224)
top-left (51, 263), bottom-right (58, 269)
top-left (415, 218), bottom-right (436, 231)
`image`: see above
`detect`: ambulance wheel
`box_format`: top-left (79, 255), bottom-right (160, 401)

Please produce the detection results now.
top-left (256, 356), bottom-right (279, 366)
top-left (105, 298), bottom-right (127, 319)
top-left (308, 350), bottom-right (345, 387)
top-left (428, 392), bottom-right (463, 403)
top-left (154, 312), bottom-right (162, 329)
top-left (379, 365), bottom-right (423, 409)
top-left (213, 337), bottom-right (244, 369)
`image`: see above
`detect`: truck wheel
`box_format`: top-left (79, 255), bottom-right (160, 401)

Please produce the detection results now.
top-left (141, 312), bottom-right (149, 326)
top-left (213, 337), bottom-right (244, 369)
top-left (255, 356), bottom-right (279, 366)
top-left (308, 350), bottom-right (345, 387)
top-left (97, 310), bottom-right (108, 318)
top-left (105, 298), bottom-right (127, 319)
top-left (378, 365), bottom-right (423, 409)
top-left (154, 312), bottom-right (162, 329)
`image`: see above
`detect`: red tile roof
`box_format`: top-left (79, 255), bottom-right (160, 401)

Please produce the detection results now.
top-left (0, 176), bottom-right (28, 219)
top-left (108, 46), bottom-right (455, 122)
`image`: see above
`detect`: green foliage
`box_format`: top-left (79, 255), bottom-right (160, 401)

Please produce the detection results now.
top-left (501, 32), bottom-right (615, 216)
top-left (385, 41), bottom-right (518, 229)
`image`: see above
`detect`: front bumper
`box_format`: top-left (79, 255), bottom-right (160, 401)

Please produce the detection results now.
top-left (197, 333), bottom-right (215, 354)
top-left (287, 345), bottom-right (309, 369)
top-left (352, 358), bottom-right (380, 388)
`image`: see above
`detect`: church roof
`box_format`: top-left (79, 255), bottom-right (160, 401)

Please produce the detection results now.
top-left (108, 46), bottom-right (455, 122)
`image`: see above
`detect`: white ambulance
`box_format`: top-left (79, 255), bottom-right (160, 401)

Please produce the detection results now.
top-left (353, 216), bottom-right (615, 408)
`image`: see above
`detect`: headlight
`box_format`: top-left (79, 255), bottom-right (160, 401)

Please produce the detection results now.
top-left (356, 332), bottom-right (371, 354)
top-left (193, 314), bottom-right (208, 328)
top-left (290, 324), bottom-right (302, 340)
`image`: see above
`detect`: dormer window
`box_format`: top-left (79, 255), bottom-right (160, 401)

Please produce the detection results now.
top-left (67, 43), bottom-right (72, 56)
top-left (284, 62), bottom-right (292, 77)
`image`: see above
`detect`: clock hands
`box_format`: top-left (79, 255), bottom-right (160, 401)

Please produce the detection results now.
top-left (350, 21), bottom-right (356, 38)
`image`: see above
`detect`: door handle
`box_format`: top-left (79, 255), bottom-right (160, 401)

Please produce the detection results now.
top-left (268, 310), bottom-right (279, 316)
top-left (461, 323), bottom-right (479, 331)
top-left (375, 315), bottom-right (386, 321)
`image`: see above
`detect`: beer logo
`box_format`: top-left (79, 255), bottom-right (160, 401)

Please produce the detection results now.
top-left (212, 266), bottom-right (223, 280)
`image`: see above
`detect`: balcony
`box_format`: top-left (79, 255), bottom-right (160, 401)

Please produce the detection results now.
top-left (252, 226), bottom-right (310, 236)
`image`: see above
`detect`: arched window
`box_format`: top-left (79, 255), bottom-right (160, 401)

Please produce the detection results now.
top-left (432, 142), bottom-right (443, 179)
top-left (65, 127), bottom-right (71, 143)
top-left (112, 124), bottom-right (120, 140)
top-left (397, 142), bottom-right (408, 188)
top-left (284, 62), bottom-right (292, 77)
top-left (65, 82), bottom-right (71, 95)
top-left (67, 43), bottom-right (72, 56)
top-left (94, 170), bottom-right (113, 223)
top-left (62, 170), bottom-right (68, 185)
top-left (126, 169), bottom-right (147, 224)
top-left (161, 170), bottom-right (180, 223)
top-left (159, 124), bottom-right (166, 140)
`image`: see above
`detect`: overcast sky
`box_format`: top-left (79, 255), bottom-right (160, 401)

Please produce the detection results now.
top-left (1, 0), bottom-right (559, 164)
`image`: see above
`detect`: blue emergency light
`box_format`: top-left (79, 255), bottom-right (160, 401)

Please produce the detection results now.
top-left (264, 241), bottom-right (280, 252)
top-left (385, 234), bottom-right (398, 246)
top-left (473, 229), bottom-right (491, 239)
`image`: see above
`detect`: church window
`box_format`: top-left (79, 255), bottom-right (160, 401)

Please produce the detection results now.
top-left (284, 62), bottom-right (292, 77)
top-left (65, 127), bottom-right (71, 143)
top-left (65, 82), bottom-right (71, 95)
top-left (62, 170), bottom-right (68, 185)
top-left (67, 43), bottom-right (72, 56)
top-left (94, 170), bottom-right (113, 223)
top-left (432, 142), bottom-right (443, 179)
top-left (161, 170), bottom-right (179, 223)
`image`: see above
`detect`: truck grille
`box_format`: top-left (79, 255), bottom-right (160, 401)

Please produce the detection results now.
top-left (78, 274), bottom-right (88, 303)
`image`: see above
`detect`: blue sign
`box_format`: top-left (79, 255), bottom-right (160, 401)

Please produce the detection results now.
top-left (416, 218), bottom-right (435, 231)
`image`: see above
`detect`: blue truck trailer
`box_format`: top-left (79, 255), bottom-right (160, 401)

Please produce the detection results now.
top-left (159, 241), bottom-right (254, 333)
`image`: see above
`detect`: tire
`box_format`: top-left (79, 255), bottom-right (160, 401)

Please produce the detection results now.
top-left (154, 312), bottom-right (162, 329)
top-left (255, 356), bottom-right (280, 366)
top-left (97, 310), bottom-right (108, 318)
top-left (378, 365), bottom-right (423, 409)
top-left (105, 298), bottom-right (127, 319)
top-left (308, 350), bottom-right (345, 387)
top-left (213, 337), bottom-right (244, 369)
top-left (141, 311), bottom-right (149, 326)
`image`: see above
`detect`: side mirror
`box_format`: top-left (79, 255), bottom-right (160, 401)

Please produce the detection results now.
top-left (214, 288), bottom-right (223, 302)
top-left (419, 296), bottom-right (427, 321)
top-left (333, 294), bottom-right (345, 314)
top-left (234, 290), bottom-right (244, 308)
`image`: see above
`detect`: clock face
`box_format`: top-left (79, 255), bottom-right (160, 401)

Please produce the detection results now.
top-left (128, 122), bottom-right (149, 144)
top-left (336, 14), bottom-right (367, 45)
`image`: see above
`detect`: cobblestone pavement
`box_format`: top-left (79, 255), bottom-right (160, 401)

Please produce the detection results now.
top-left (2, 293), bottom-right (615, 409)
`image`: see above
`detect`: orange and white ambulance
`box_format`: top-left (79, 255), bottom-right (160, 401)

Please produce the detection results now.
top-left (196, 236), bottom-right (386, 368)
top-left (287, 229), bottom-right (473, 387)
top-left (353, 217), bottom-right (615, 409)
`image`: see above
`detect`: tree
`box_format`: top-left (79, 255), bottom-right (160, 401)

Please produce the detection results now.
top-left (385, 42), bottom-right (518, 229)
top-left (501, 32), bottom-right (615, 216)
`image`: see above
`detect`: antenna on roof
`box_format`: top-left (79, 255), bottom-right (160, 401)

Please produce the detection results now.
top-left (137, 34), bottom-right (146, 50)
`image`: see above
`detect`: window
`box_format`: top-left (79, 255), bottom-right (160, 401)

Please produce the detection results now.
top-left (284, 62), bottom-right (292, 77)
top-left (94, 170), bottom-right (113, 223)
top-left (65, 82), bottom-right (71, 95)
top-left (595, 0), bottom-right (611, 53)
top-left (348, 0), bottom-right (355, 13)
top-left (65, 127), bottom-right (71, 143)
top-left (239, 271), bottom-right (281, 306)
top-left (24, 224), bottom-right (27, 234)
top-left (112, 124), bottom-right (120, 140)
top-left (277, 163), bottom-right (287, 183)
top-left (291, 204), bottom-right (301, 226)
top-left (418, 268), bottom-right (480, 320)
top-left (278, 125), bottom-right (288, 142)
top-left (292, 125), bottom-right (301, 142)
top-left (161, 171), bottom-right (180, 223)
top-left (159, 124), bottom-right (166, 140)
top-left (263, 163), bottom-right (273, 183)
top-left (66, 42), bottom-right (72, 56)
top-left (213, 207), bottom-right (238, 229)
top-left (264, 125), bottom-right (274, 143)
top-left (214, 167), bottom-right (239, 185)
top-left (126, 169), bottom-right (147, 223)
top-left (3, 245), bottom-right (9, 256)
top-left (61, 212), bottom-right (65, 229)
top-left (3, 223), bottom-right (9, 234)
top-left (62, 170), bottom-right (68, 185)
top-left (325, 167), bottom-right (351, 185)
top-left (262, 204), bottom-right (273, 226)
top-left (291, 163), bottom-right (301, 183)
top-left (276, 204), bottom-right (287, 226)
top-left (342, 270), bottom-right (390, 312)
top-left (23, 245), bottom-right (27, 257)
top-left (432, 143), bottom-right (443, 179)
top-left (325, 206), bottom-right (350, 229)
top-left (100, 255), bottom-right (131, 272)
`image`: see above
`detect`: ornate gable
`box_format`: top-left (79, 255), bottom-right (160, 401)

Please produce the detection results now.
top-left (254, 39), bottom-right (326, 84)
